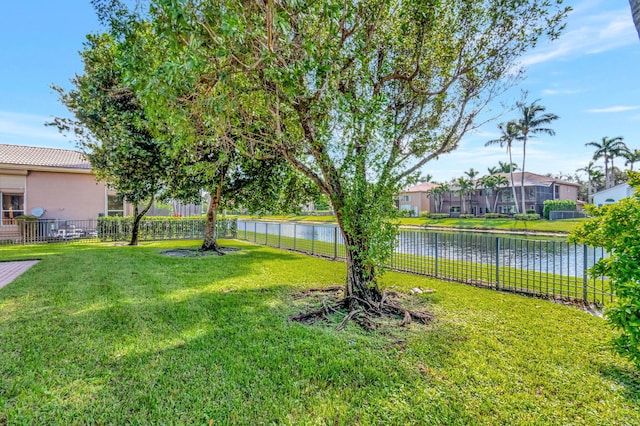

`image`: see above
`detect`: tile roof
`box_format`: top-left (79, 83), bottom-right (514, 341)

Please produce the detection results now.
top-left (0, 144), bottom-right (91, 170)
top-left (497, 172), bottom-right (579, 187)
top-left (403, 182), bottom-right (439, 193)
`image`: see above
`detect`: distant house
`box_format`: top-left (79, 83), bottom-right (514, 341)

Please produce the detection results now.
top-left (592, 183), bottom-right (634, 207)
top-left (396, 182), bottom-right (438, 216)
top-left (438, 172), bottom-right (579, 217)
top-left (0, 144), bottom-right (128, 226)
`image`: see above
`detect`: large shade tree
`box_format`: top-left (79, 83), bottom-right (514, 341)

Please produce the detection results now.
top-left (90, 8), bottom-right (319, 252)
top-left (135, 0), bottom-right (568, 325)
top-left (50, 33), bottom-right (169, 246)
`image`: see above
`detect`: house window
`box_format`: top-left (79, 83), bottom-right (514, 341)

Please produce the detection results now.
top-left (1, 192), bottom-right (24, 225)
top-left (526, 187), bottom-right (535, 200)
top-left (450, 206), bottom-right (461, 213)
top-left (107, 194), bottom-right (125, 216)
top-left (398, 195), bottom-right (410, 202)
top-left (499, 205), bottom-right (517, 214)
top-left (501, 192), bottom-right (515, 202)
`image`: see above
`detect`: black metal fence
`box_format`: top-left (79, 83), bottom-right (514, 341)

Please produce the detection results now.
top-left (0, 218), bottom-right (236, 245)
top-left (236, 220), bottom-right (611, 305)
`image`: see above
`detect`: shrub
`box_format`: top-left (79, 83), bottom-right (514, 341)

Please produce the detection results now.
top-left (514, 213), bottom-right (541, 221)
top-left (569, 171), bottom-right (640, 368)
top-left (97, 216), bottom-right (236, 241)
top-left (428, 213), bottom-right (450, 219)
top-left (399, 209), bottom-right (414, 217)
top-left (543, 199), bottom-right (576, 219)
top-left (526, 209), bottom-right (536, 214)
top-left (460, 214), bottom-right (475, 219)
top-left (419, 211), bottom-right (431, 218)
top-left (483, 213), bottom-right (510, 219)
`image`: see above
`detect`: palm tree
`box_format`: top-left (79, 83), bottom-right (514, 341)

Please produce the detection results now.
top-left (456, 177), bottom-right (473, 215)
top-left (585, 136), bottom-right (627, 188)
top-left (478, 175), bottom-right (505, 214)
top-left (623, 148), bottom-right (640, 171)
top-left (487, 166), bottom-right (500, 175)
top-left (497, 161), bottom-right (518, 173)
top-left (464, 168), bottom-right (479, 180)
top-left (492, 175), bottom-right (509, 213)
top-left (486, 122), bottom-right (521, 213)
top-left (426, 183), bottom-right (447, 214)
top-left (577, 161), bottom-right (602, 203)
top-left (511, 100), bottom-right (559, 213)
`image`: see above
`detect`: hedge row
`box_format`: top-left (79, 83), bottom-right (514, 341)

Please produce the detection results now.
top-left (96, 216), bottom-right (237, 241)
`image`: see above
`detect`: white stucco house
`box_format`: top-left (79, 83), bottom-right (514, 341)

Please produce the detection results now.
top-left (592, 183), bottom-right (634, 207)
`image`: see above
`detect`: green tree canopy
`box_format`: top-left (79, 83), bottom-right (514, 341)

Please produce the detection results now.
top-left (117, 0), bottom-right (569, 325)
top-left (50, 33), bottom-right (169, 245)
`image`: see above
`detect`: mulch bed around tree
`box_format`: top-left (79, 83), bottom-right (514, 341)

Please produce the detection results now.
top-left (160, 247), bottom-right (240, 257)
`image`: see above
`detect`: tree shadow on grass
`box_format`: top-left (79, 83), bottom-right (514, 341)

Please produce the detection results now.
top-left (0, 242), bottom-right (469, 424)
top-left (598, 362), bottom-right (640, 406)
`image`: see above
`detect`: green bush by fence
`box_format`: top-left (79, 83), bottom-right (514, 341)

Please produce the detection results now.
top-left (97, 216), bottom-right (237, 241)
top-left (543, 199), bottom-right (576, 220)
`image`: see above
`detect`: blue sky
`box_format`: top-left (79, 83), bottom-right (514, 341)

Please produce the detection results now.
top-left (0, 0), bottom-right (638, 183)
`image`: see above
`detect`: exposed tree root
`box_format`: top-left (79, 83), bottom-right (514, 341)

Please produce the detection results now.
top-left (160, 247), bottom-right (239, 257)
top-left (289, 289), bottom-right (434, 330)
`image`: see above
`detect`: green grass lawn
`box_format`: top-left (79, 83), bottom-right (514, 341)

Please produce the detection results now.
top-left (1, 241), bottom-right (638, 424)
top-left (235, 214), bottom-right (583, 234)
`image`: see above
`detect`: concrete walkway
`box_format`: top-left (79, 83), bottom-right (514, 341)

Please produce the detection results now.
top-left (0, 260), bottom-right (39, 289)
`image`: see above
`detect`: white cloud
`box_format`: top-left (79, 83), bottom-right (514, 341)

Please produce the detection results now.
top-left (520, 8), bottom-right (637, 67)
top-left (0, 110), bottom-right (67, 144)
top-left (586, 106), bottom-right (640, 113)
top-left (541, 88), bottom-right (583, 96)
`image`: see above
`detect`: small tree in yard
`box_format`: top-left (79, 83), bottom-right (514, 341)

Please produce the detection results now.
top-left (134, 0), bottom-right (568, 327)
top-left (50, 33), bottom-right (168, 246)
top-left (570, 171), bottom-right (640, 368)
top-left (108, 19), bottom-right (318, 253)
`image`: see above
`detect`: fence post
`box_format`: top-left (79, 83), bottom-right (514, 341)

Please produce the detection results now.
top-left (434, 233), bottom-right (439, 277)
top-left (333, 226), bottom-right (338, 259)
top-left (495, 237), bottom-right (500, 290)
top-left (583, 244), bottom-right (588, 302)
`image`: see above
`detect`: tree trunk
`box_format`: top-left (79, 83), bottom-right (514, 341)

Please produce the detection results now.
top-left (604, 154), bottom-right (610, 189)
top-left (341, 232), bottom-right (383, 309)
top-left (129, 196), bottom-right (154, 246)
top-left (631, 0), bottom-right (640, 39)
top-left (508, 149), bottom-right (520, 214)
top-left (201, 169), bottom-right (227, 252)
top-left (334, 210), bottom-right (383, 309)
top-left (520, 138), bottom-right (527, 214)
top-left (201, 193), bottom-right (221, 251)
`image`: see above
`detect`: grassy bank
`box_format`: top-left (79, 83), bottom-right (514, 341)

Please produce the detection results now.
top-left (235, 214), bottom-right (583, 234)
top-left (0, 241), bottom-right (637, 424)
